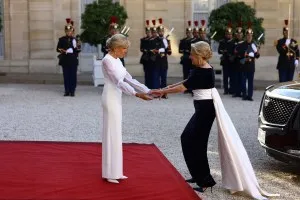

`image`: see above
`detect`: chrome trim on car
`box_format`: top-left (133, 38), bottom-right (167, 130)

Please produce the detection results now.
top-left (265, 91), bottom-right (300, 102)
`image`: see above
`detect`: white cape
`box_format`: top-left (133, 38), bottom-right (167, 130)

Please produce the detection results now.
top-left (211, 88), bottom-right (280, 200)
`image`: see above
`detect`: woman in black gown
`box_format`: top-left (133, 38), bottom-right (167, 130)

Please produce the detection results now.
top-left (151, 41), bottom-right (216, 192)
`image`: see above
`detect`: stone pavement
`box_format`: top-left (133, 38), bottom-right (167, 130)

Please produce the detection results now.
top-left (1, 83), bottom-right (299, 200)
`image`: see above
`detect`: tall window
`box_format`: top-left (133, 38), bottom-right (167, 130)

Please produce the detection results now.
top-left (192, 0), bottom-right (229, 51)
top-left (0, 1), bottom-right (4, 59)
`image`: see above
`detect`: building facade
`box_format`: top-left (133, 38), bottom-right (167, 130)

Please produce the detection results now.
top-left (0, 0), bottom-right (299, 80)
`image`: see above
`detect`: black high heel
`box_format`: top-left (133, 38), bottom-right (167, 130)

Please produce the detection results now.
top-left (185, 178), bottom-right (196, 183)
top-left (193, 186), bottom-right (214, 193)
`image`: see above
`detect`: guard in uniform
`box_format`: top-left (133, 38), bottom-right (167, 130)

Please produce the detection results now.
top-left (232, 21), bottom-right (244, 97)
top-left (71, 20), bottom-right (81, 65)
top-left (179, 21), bottom-right (193, 80)
top-left (275, 20), bottom-right (299, 82)
top-left (235, 22), bottom-right (260, 101)
top-left (157, 18), bottom-right (172, 98)
top-left (140, 20), bottom-right (152, 88)
top-left (101, 16), bottom-right (125, 66)
top-left (56, 18), bottom-right (79, 97)
top-left (218, 21), bottom-right (235, 94)
top-left (148, 19), bottom-right (162, 89)
top-left (191, 21), bottom-right (200, 44)
top-left (198, 20), bottom-right (210, 45)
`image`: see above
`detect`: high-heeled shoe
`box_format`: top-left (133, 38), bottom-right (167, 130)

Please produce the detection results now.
top-left (106, 179), bottom-right (119, 184)
top-left (193, 186), bottom-right (214, 193)
top-left (119, 175), bottom-right (128, 179)
top-left (185, 178), bottom-right (196, 183)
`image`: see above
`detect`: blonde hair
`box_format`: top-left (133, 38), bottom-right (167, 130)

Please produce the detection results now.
top-left (106, 34), bottom-right (130, 51)
top-left (191, 41), bottom-right (213, 61)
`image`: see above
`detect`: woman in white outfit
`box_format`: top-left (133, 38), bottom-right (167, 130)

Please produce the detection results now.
top-left (151, 41), bottom-right (279, 199)
top-left (101, 34), bottom-right (153, 184)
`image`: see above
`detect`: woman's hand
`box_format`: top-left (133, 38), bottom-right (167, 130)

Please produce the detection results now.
top-left (135, 93), bottom-right (153, 101)
top-left (149, 89), bottom-right (165, 98)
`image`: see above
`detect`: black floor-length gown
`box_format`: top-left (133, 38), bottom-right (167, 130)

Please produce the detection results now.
top-left (181, 67), bottom-right (216, 187)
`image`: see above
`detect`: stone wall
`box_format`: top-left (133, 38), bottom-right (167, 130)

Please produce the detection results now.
top-left (0, 0), bottom-right (299, 82)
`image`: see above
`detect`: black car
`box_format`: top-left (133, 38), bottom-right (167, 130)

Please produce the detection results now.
top-left (258, 81), bottom-right (300, 163)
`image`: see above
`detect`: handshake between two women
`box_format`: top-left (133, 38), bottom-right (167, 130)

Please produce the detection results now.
top-left (135, 80), bottom-right (187, 101)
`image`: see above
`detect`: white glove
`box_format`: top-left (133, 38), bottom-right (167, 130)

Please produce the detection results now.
top-left (72, 39), bottom-right (77, 48)
top-left (295, 60), bottom-right (299, 67)
top-left (248, 52), bottom-right (255, 57)
top-left (162, 38), bottom-right (168, 48)
top-left (251, 43), bottom-right (257, 53)
top-left (285, 39), bottom-right (291, 46)
top-left (158, 48), bottom-right (165, 53)
top-left (66, 48), bottom-right (73, 53)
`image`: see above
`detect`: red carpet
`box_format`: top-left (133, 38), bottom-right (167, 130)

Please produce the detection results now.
top-left (0, 142), bottom-right (201, 200)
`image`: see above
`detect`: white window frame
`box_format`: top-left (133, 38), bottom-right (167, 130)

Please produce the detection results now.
top-left (192, 0), bottom-right (229, 52)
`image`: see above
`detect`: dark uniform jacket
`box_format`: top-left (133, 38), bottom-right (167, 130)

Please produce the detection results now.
top-left (276, 38), bottom-right (299, 70)
top-left (179, 37), bottom-right (193, 64)
top-left (140, 36), bottom-right (151, 64)
top-left (156, 37), bottom-right (171, 69)
top-left (235, 41), bottom-right (260, 72)
top-left (232, 40), bottom-right (244, 71)
top-left (218, 38), bottom-right (235, 66)
top-left (148, 36), bottom-right (165, 63)
top-left (56, 36), bottom-right (78, 66)
top-left (198, 38), bottom-right (211, 46)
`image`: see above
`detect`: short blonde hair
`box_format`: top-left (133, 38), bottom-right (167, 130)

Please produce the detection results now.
top-left (106, 34), bottom-right (130, 51)
top-left (191, 41), bottom-right (212, 61)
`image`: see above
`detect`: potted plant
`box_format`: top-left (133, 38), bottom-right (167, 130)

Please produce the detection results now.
top-left (80, 0), bottom-right (128, 86)
top-left (80, 0), bottom-right (128, 58)
top-left (208, 2), bottom-right (265, 44)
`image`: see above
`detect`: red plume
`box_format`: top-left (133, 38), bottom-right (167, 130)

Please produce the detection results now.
top-left (194, 21), bottom-right (198, 27)
top-left (284, 19), bottom-right (289, 26)
top-left (66, 18), bottom-right (71, 24)
top-left (70, 20), bottom-right (74, 26)
top-left (146, 20), bottom-right (150, 26)
top-left (237, 20), bottom-right (242, 28)
top-left (158, 18), bottom-right (163, 24)
top-left (110, 16), bottom-right (118, 24)
top-left (201, 20), bottom-right (206, 26)
top-left (247, 21), bottom-right (252, 28)
top-left (188, 20), bottom-right (191, 26)
top-left (228, 21), bottom-right (232, 28)
top-left (152, 19), bottom-right (156, 26)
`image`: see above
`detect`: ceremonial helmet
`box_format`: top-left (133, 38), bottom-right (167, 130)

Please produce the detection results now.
top-left (70, 20), bottom-right (75, 33)
top-left (236, 20), bottom-right (243, 34)
top-left (283, 19), bottom-right (289, 32)
top-left (186, 20), bottom-right (192, 32)
top-left (245, 21), bottom-right (253, 35)
top-left (157, 18), bottom-right (164, 32)
top-left (225, 21), bottom-right (233, 34)
top-left (150, 19), bottom-right (157, 32)
top-left (65, 18), bottom-right (73, 33)
top-left (193, 21), bottom-right (199, 32)
top-left (199, 20), bottom-right (207, 33)
top-left (145, 20), bottom-right (151, 32)
top-left (109, 16), bottom-right (119, 30)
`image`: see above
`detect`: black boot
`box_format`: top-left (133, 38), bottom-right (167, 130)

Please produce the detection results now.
top-left (64, 92), bottom-right (70, 97)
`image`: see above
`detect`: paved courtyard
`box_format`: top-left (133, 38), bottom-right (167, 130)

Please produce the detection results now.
top-left (0, 83), bottom-right (299, 200)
